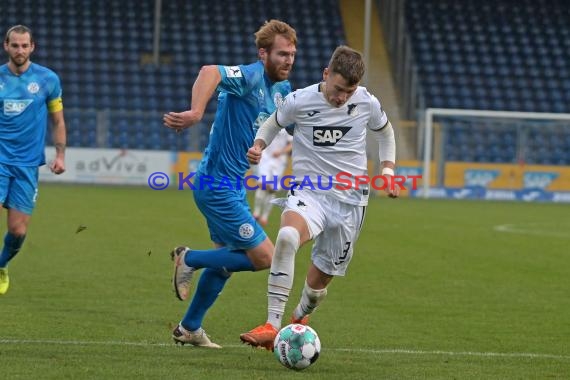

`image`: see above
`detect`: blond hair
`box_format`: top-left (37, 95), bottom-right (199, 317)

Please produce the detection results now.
top-left (4, 24), bottom-right (34, 44)
top-left (254, 19), bottom-right (297, 51)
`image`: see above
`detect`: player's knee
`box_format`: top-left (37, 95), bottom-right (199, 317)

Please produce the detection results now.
top-left (252, 250), bottom-right (272, 269)
top-left (248, 242), bottom-right (273, 270)
top-left (8, 225), bottom-right (27, 237)
top-left (276, 226), bottom-right (300, 254)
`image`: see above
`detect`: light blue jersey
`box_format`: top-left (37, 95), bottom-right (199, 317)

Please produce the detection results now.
top-left (0, 62), bottom-right (63, 166)
top-left (198, 61), bottom-right (291, 181)
top-left (194, 60), bottom-right (292, 250)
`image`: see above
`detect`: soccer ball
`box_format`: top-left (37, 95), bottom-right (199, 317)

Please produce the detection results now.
top-left (273, 324), bottom-right (321, 370)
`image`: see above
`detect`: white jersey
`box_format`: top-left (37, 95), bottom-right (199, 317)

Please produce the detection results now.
top-left (276, 83), bottom-right (388, 206)
top-left (262, 128), bottom-right (292, 167)
top-left (257, 128), bottom-right (292, 179)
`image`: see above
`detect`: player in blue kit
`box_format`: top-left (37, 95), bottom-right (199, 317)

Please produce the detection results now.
top-left (0, 25), bottom-right (67, 295)
top-left (162, 19), bottom-right (297, 348)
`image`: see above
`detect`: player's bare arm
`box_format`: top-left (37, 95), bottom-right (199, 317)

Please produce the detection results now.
top-left (49, 110), bottom-right (66, 175)
top-left (163, 65), bottom-right (221, 130)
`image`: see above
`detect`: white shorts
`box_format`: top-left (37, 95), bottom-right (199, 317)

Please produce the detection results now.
top-left (274, 188), bottom-right (367, 276)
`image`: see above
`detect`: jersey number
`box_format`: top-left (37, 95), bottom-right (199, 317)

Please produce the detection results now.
top-left (334, 242), bottom-right (351, 265)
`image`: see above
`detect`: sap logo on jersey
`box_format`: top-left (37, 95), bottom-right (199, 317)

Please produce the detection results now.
top-left (3, 99), bottom-right (33, 115)
top-left (313, 126), bottom-right (352, 146)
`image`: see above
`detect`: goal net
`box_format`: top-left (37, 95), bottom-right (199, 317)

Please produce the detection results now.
top-left (417, 108), bottom-right (570, 202)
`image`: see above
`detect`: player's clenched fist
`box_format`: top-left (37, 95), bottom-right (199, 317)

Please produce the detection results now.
top-left (247, 144), bottom-right (263, 165)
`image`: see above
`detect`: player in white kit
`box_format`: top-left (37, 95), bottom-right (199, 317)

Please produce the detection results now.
top-left (252, 128), bottom-right (292, 226)
top-left (240, 45), bottom-right (400, 350)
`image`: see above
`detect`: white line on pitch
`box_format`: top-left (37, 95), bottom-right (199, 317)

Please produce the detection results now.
top-left (494, 224), bottom-right (570, 239)
top-left (0, 339), bottom-right (568, 360)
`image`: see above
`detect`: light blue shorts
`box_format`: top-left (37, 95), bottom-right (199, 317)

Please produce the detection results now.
top-left (0, 164), bottom-right (39, 215)
top-left (193, 187), bottom-right (266, 251)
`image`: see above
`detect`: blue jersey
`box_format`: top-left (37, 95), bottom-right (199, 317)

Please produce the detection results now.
top-left (0, 62), bottom-right (63, 166)
top-left (197, 61), bottom-right (291, 181)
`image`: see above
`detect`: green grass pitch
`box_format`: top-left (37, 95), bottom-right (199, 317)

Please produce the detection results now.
top-left (1, 183), bottom-right (569, 379)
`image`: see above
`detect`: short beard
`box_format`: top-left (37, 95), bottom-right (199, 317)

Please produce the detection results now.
top-left (266, 65), bottom-right (288, 82)
top-left (10, 56), bottom-right (28, 67)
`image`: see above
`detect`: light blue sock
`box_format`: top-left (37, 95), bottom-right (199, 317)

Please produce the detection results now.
top-left (0, 233), bottom-right (26, 268)
top-left (184, 246), bottom-right (255, 272)
top-left (181, 268), bottom-right (231, 331)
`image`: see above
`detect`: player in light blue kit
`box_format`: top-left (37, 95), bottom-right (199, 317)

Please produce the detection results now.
top-left (162, 19), bottom-right (297, 348)
top-left (0, 25), bottom-right (67, 295)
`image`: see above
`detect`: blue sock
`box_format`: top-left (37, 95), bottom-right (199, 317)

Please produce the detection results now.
top-left (185, 246), bottom-right (255, 272)
top-left (181, 268), bottom-right (231, 331)
top-left (0, 233), bottom-right (26, 268)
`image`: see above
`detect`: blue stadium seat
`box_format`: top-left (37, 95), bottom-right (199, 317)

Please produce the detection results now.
top-left (406, 0), bottom-right (570, 118)
top-left (7, 0), bottom-right (345, 151)
top-left (405, 0), bottom-right (570, 165)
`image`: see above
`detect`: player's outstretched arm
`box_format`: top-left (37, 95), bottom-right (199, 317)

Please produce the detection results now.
top-left (163, 65), bottom-right (221, 131)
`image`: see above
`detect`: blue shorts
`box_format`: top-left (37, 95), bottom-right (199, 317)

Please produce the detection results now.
top-left (193, 187), bottom-right (266, 251)
top-left (0, 164), bottom-right (39, 215)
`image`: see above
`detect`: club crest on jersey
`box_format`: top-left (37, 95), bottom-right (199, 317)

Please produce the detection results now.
top-left (253, 112), bottom-right (270, 134)
top-left (274, 92), bottom-right (284, 108)
top-left (27, 82), bottom-right (40, 94)
top-left (347, 103), bottom-right (358, 115)
top-left (312, 126), bottom-right (352, 146)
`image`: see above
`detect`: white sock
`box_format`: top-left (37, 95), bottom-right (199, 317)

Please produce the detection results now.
top-left (261, 193), bottom-right (275, 221)
top-left (293, 281), bottom-right (328, 320)
top-left (253, 189), bottom-right (266, 217)
top-left (267, 226), bottom-right (300, 329)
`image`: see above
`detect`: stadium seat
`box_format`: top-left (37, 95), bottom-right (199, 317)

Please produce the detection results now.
top-left (10, 0), bottom-right (330, 150)
top-left (404, 0), bottom-right (570, 164)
